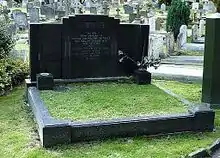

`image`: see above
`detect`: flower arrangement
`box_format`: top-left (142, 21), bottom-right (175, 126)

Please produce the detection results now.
top-left (118, 50), bottom-right (161, 71)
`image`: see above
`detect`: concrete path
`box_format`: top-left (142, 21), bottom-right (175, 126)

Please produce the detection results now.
top-left (148, 64), bottom-right (203, 83)
top-left (161, 56), bottom-right (204, 65)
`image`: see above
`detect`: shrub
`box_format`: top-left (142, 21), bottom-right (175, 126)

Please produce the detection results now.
top-left (0, 20), bottom-right (14, 59)
top-left (158, 0), bottom-right (172, 6)
top-left (166, 0), bottom-right (190, 41)
top-left (0, 58), bottom-right (29, 95)
top-left (0, 60), bottom-right (11, 94)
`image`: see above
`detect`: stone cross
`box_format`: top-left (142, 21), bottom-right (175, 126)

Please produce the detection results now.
top-left (115, 7), bottom-right (120, 18)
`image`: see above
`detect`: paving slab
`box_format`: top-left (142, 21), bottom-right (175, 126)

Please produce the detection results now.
top-left (148, 64), bottom-right (203, 83)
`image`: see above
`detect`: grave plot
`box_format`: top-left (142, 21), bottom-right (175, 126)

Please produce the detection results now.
top-left (40, 83), bottom-right (188, 121)
top-left (26, 15), bottom-right (214, 147)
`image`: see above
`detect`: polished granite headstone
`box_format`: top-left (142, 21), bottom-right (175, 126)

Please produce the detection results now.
top-left (29, 15), bottom-right (149, 81)
top-left (202, 13), bottom-right (220, 107)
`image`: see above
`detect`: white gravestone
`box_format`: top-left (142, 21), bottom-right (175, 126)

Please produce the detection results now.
top-left (148, 34), bottom-right (166, 59)
top-left (161, 3), bottom-right (166, 11)
top-left (192, 24), bottom-right (199, 41)
top-left (177, 25), bottom-right (187, 49)
top-left (199, 19), bottom-right (205, 37)
top-left (166, 32), bottom-right (175, 54)
top-left (149, 16), bottom-right (156, 32)
top-left (192, 2), bottom-right (199, 10)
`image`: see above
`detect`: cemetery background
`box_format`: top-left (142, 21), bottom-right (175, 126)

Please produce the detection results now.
top-left (1, 0), bottom-right (220, 157)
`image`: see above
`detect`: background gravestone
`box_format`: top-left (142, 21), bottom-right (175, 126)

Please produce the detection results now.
top-left (123, 4), bottom-right (133, 14)
top-left (202, 13), bottom-right (220, 107)
top-left (29, 7), bottom-right (40, 23)
top-left (27, 2), bottom-right (34, 13)
top-left (14, 12), bottom-right (28, 30)
top-left (11, 9), bottom-right (22, 19)
top-left (90, 7), bottom-right (97, 14)
top-left (40, 5), bottom-right (55, 19)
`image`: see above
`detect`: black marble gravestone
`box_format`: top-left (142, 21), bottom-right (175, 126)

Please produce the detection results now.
top-left (202, 14), bottom-right (220, 107)
top-left (29, 15), bottom-right (149, 81)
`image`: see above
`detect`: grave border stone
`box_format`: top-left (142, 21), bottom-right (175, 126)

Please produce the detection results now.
top-left (26, 83), bottom-right (215, 147)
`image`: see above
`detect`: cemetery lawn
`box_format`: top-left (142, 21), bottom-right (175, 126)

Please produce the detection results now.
top-left (41, 83), bottom-right (188, 121)
top-left (2, 81), bottom-right (220, 158)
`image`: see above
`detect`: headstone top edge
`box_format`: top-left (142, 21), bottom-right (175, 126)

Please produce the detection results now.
top-left (207, 13), bottom-right (220, 19)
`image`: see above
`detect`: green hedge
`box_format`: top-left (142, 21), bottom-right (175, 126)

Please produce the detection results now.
top-left (0, 58), bottom-right (29, 95)
top-left (0, 19), bottom-right (29, 95)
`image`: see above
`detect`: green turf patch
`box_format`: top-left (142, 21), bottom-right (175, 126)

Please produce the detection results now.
top-left (154, 80), bottom-right (220, 128)
top-left (40, 83), bottom-right (188, 121)
top-left (154, 80), bottom-right (202, 103)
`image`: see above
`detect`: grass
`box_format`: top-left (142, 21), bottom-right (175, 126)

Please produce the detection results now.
top-left (40, 83), bottom-right (187, 121)
top-left (1, 81), bottom-right (220, 157)
top-left (154, 80), bottom-right (220, 128)
top-left (154, 80), bottom-right (202, 102)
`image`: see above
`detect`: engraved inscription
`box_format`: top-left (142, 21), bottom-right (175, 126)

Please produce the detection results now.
top-left (71, 31), bottom-right (111, 60)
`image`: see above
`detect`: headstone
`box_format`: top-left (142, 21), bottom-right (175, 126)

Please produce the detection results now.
top-left (160, 3), bottom-right (166, 12)
top-left (11, 9), bottom-right (22, 19)
top-left (192, 24), bottom-right (199, 41)
top-left (29, 7), bottom-right (40, 23)
top-left (148, 34), bottom-right (165, 59)
top-left (177, 25), bottom-right (187, 48)
top-left (166, 32), bottom-right (175, 54)
top-left (149, 16), bottom-right (156, 32)
top-left (203, 1), bottom-right (216, 14)
top-left (199, 19), bottom-right (205, 37)
top-left (90, 7), bottom-right (97, 14)
top-left (192, 2), bottom-right (199, 10)
top-left (64, 0), bottom-right (70, 16)
top-left (102, 1), bottom-right (109, 15)
top-left (1, 0), bottom-right (7, 7)
top-left (202, 13), bottom-right (220, 107)
top-left (49, 0), bottom-right (54, 4)
top-left (14, 12), bottom-right (28, 30)
top-left (7, 23), bottom-right (17, 37)
top-left (155, 18), bottom-right (161, 31)
top-left (7, 0), bottom-right (13, 8)
top-left (129, 13), bottom-right (136, 23)
top-left (56, 10), bottom-right (65, 18)
top-left (22, 0), bottom-right (28, 7)
top-left (29, 15), bottom-right (149, 81)
top-left (40, 5), bottom-right (55, 19)
top-left (140, 10), bottom-right (146, 17)
top-left (27, 2), bottom-right (34, 13)
top-left (34, 0), bottom-right (41, 7)
top-left (123, 4), bottom-right (133, 14)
